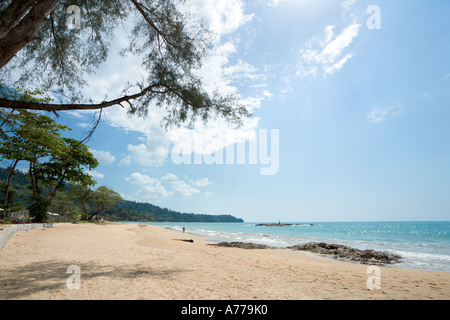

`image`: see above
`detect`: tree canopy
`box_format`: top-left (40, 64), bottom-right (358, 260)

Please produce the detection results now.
top-left (0, 109), bottom-right (98, 222)
top-left (0, 0), bottom-right (250, 128)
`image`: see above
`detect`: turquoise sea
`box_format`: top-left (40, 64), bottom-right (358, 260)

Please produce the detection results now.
top-left (132, 221), bottom-right (450, 272)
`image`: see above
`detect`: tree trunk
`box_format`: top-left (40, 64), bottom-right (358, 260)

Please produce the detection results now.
top-left (88, 208), bottom-right (107, 221)
top-left (0, 0), bottom-right (35, 40)
top-left (46, 168), bottom-right (68, 207)
top-left (2, 159), bottom-right (19, 214)
top-left (28, 161), bottom-right (40, 201)
top-left (0, 0), bottom-right (61, 69)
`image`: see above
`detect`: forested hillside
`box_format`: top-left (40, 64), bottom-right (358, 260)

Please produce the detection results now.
top-left (0, 167), bottom-right (243, 223)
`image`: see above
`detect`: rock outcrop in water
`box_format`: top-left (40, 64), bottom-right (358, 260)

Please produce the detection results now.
top-left (288, 242), bottom-right (402, 265)
top-left (256, 223), bottom-right (316, 227)
top-left (209, 241), bottom-right (402, 265)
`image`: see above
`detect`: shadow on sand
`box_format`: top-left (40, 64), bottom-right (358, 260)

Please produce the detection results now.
top-left (0, 259), bottom-right (187, 299)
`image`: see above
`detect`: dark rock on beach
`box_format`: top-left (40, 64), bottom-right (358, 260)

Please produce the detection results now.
top-left (209, 242), bottom-right (274, 249)
top-left (173, 239), bottom-right (194, 243)
top-left (288, 242), bottom-right (402, 265)
top-left (209, 241), bottom-right (402, 266)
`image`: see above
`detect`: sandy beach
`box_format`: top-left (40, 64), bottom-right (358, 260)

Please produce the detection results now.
top-left (0, 223), bottom-right (449, 300)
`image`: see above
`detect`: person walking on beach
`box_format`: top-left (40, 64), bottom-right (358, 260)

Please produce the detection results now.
top-left (183, 227), bottom-right (185, 233)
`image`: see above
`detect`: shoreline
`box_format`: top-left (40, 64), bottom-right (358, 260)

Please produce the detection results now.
top-left (0, 222), bottom-right (449, 300)
top-left (157, 221), bottom-right (450, 273)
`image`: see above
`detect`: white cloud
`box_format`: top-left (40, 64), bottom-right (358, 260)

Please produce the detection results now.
top-left (296, 23), bottom-right (361, 78)
top-left (127, 142), bottom-right (169, 168)
top-left (65, 110), bottom-right (89, 119)
top-left (224, 59), bottom-right (264, 82)
top-left (169, 116), bottom-right (259, 156)
top-left (340, 0), bottom-right (362, 20)
top-left (262, 90), bottom-right (274, 99)
top-left (162, 173), bottom-right (200, 196)
top-left (168, 41), bottom-right (266, 155)
top-left (161, 173), bottom-right (178, 182)
top-left (421, 92), bottom-right (432, 98)
top-left (90, 149), bottom-right (116, 165)
top-left (126, 172), bottom-right (206, 199)
top-left (184, 0), bottom-right (254, 37)
top-left (341, 0), bottom-right (358, 11)
top-left (95, 0), bottom-right (264, 167)
top-left (197, 42), bottom-right (239, 95)
top-left (118, 155), bottom-right (132, 166)
top-left (319, 24), bottom-right (360, 64)
top-left (126, 173), bottom-right (172, 199)
top-left (198, 41), bottom-right (266, 99)
top-left (193, 178), bottom-right (212, 187)
top-left (324, 53), bottom-right (354, 75)
top-left (77, 122), bottom-right (91, 129)
top-left (367, 105), bottom-right (404, 123)
top-left (103, 37), bottom-right (265, 164)
top-left (103, 104), bottom-right (172, 168)
top-left (137, 184), bottom-right (172, 200)
top-left (126, 172), bottom-right (158, 186)
top-left (268, 0), bottom-right (285, 7)
top-left (85, 170), bottom-right (104, 179)
top-left (171, 180), bottom-right (200, 196)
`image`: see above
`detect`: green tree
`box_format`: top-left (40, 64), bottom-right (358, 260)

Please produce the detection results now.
top-left (0, 0), bottom-right (250, 128)
top-left (0, 110), bottom-right (98, 222)
top-left (69, 184), bottom-right (93, 220)
top-left (0, 111), bottom-right (63, 218)
top-left (28, 137), bottom-right (98, 222)
top-left (88, 186), bottom-right (123, 221)
top-left (0, 182), bottom-right (23, 218)
top-left (0, 86), bottom-right (52, 216)
top-left (48, 190), bottom-right (83, 221)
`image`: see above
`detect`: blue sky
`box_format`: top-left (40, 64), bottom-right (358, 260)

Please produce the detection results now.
top-left (43, 0), bottom-right (449, 222)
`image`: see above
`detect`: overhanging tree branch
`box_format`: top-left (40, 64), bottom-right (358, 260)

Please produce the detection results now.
top-left (0, 0), bottom-right (250, 127)
top-left (0, 82), bottom-right (227, 117)
top-left (0, 83), bottom-right (169, 112)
